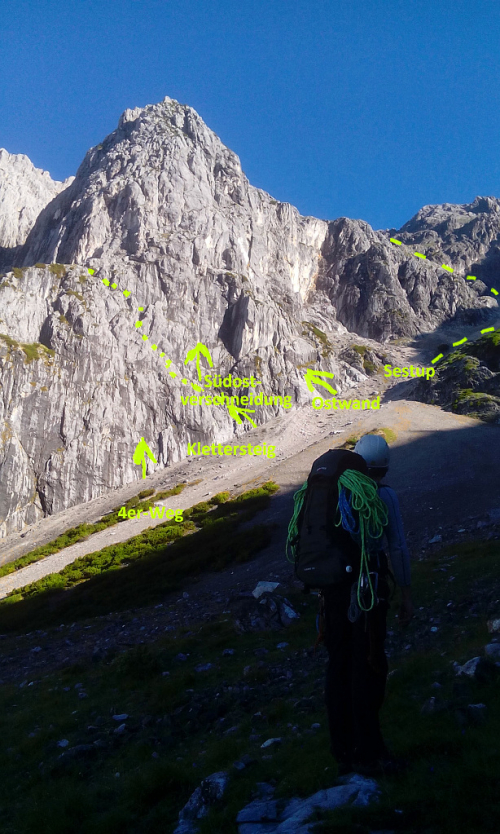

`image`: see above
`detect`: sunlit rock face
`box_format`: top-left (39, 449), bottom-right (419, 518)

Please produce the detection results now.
top-left (0, 149), bottom-right (73, 271)
top-left (0, 96), bottom-right (496, 535)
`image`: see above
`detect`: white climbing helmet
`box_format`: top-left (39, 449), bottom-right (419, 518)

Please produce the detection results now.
top-left (354, 434), bottom-right (390, 468)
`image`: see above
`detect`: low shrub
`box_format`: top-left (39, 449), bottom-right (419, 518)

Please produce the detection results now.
top-left (0, 482), bottom-right (279, 631)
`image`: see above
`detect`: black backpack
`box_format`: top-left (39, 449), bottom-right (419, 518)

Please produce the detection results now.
top-left (287, 448), bottom-right (375, 590)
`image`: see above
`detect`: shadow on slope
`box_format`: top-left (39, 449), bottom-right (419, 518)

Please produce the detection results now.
top-left (0, 483), bottom-right (279, 634)
top-left (1, 533), bottom-right (500, 834)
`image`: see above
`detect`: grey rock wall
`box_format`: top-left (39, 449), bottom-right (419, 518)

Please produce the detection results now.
top-left (0, 96), bottom-right (498, 536)
top-left (0, 149), bottom-right (73, 261)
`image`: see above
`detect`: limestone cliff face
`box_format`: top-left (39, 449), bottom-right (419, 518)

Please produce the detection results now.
top-left (0, 150), bottom-right (73, 265)
top-left (0, 96), bottom-right (498, 536)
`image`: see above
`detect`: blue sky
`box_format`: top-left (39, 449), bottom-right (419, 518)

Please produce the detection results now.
top-left (2, 0), bottom-right (499, 230)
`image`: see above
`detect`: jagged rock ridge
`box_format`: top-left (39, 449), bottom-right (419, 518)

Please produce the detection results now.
top-left (0, 96), bottom-right (498, 536)
top-left (0, 149), bottom-right (73, 264)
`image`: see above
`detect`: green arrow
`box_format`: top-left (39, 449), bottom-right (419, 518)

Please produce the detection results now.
top-left (227, 403), bottom-right (257, 428)
top-left (133, 437), bottom-right (158, 479)
top-left (184, 342), bottom-right (213, 381)
top-left (303, 368), bottom-right (337, 397)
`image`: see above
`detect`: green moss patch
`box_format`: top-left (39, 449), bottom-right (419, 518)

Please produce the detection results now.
top-left (66, 290), bottom-right (85, 303)
top-left (302, 322), bottom-right (334, 358)
top-left (49, 263), bottom-right (67, 278)
top-left (0, 334), bottom-right (55, 364)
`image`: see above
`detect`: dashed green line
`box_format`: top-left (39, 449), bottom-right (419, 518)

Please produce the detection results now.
top-left (388, 238), bottom-right (499, 297)
top-left (389, 237), bottom-right (499, 367)
top-left (92, 268), bottom-right (202, 391)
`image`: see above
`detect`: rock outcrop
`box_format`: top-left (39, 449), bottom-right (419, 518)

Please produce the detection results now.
top-left (0, 149), bottom-right (73, 265)
top-left (174, 772), bottom-right (381, 834)
top-left (0, 96), bottom-right (498, 536)
top-left (411, 331), bottom-right (500, 423)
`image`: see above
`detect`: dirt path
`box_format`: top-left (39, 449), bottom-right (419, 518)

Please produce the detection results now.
top-left (1, 315), bottom-right (499, 601)
top-left (0, 318), bottom-right (499, 684)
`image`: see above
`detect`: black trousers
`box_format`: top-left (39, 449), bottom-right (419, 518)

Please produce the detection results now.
top-left (323, 573), bottom-right (391, 765)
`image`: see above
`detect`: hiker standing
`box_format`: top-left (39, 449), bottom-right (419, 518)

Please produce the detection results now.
top-left (286, 435), bottom-right (414, 778)
top-left (323, 434), bottom-right (413, 776)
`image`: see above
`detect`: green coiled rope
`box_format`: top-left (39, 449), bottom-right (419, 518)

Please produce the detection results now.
top-left (285, 469), bottom-right (389, 612)
top-left (285, 481), bottom-right (308, 563)
top-left (336, 470), bottom-right (388, 611)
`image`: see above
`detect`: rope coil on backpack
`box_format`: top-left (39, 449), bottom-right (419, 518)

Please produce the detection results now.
top-left (335, 470), bottom-right (388, 613)
top-left (285, 481), bottom-right (308, 563)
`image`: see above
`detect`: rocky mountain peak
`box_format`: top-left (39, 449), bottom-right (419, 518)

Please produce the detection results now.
top-left (0, 95), bottom-right (498, 537)
top-left (19, 96), bottom-right (254, 269)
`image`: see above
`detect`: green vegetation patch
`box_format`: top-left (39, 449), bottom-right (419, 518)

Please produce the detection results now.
top-left (302, 321), bottom-right (334, 358)
top-left (0, 334), bottom-right (55, 364)
top-left (462, 330), bottom-right (500, 371)
top-left (0, 484), bottom-right (190, 581)
top-left (137, 488), bottom-right (155, 499)
top-left (371, 426), bottom-right (398, 443)
top-left (154, 483), bottom-right (187, 501)
top-left (66, 290), bottom-right (85, 303)
top-left (439, 332), bottom-right (500, 373)
top-left (429, 332), bottom-right (500, 423)
top-left (0, 481), bottom-right (279, 631)
top-left (49, 263), bottom-right (67, 278)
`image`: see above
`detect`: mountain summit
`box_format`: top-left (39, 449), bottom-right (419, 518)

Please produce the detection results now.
top-left (0, 96), bottom-right (498, 536)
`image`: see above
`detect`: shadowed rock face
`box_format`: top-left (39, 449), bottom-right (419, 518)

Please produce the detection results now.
top-left (0, 96), bottom-right (498, 536)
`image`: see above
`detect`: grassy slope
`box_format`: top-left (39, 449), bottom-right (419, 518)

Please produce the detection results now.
top-left (423, 330), bottom-right (500, 421)
top-left (0, 484), bottom-right (188, 580)
top-left (0, 483), bottom-right (279, 632)
top-left (0, 499), bottom-right (500, 832)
